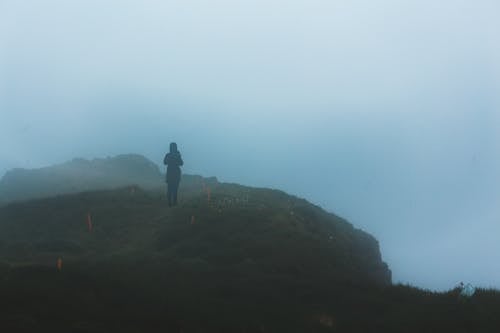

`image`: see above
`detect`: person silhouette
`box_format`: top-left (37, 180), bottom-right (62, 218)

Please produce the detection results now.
top-left (163, 142), bottom-right (183, 206)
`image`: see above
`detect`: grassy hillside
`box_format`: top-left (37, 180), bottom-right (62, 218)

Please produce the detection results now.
top-left (0, 155), bottom-right (499, 332)
top-left (0, 182), bottom-right (499, 332)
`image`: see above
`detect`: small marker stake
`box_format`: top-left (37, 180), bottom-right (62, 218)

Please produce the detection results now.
top-left (86, 213), bottom-right (93, 232)
top-left (191, 215), bottom-right (195, 225)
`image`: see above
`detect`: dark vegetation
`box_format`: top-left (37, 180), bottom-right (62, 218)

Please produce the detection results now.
top-left (0, 155), bottom-right (499, 332)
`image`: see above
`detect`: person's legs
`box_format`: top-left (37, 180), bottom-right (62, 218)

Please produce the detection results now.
top-left (167, 183), bottom-right (173, 207)
top-left (172, 181), bottom-right (179, 206)
top-left (167, 181), bottom-right (180, 206)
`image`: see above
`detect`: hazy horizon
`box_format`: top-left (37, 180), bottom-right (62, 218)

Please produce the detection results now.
top-left (1, 0), bottom-right (499, 291)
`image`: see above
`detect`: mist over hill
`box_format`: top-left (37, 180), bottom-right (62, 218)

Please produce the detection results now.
top-left (0, 154), bottom-right (164, 204)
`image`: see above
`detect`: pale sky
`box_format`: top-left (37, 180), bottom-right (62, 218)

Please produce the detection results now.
top-left (1, 0), bottom-right (500, 290)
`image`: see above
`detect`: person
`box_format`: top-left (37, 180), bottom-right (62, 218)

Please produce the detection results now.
top-left (163, 142), bottom-right (183, 206)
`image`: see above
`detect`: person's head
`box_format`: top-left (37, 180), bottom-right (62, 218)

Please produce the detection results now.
top-left (169, 142), bottom-right (178, 153)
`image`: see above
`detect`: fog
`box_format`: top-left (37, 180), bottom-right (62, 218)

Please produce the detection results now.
top-left (1, 0), bottom-right (499, 290)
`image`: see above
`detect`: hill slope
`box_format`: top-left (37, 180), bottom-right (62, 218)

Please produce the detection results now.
top-left (0, 153), bottom-right (390, 286)
top-left (1, 186), bottom-right (500, 332)
top-left (0, 179), bottom-right (396, 332)
top-left (0, 182), bottom-right (391, 286)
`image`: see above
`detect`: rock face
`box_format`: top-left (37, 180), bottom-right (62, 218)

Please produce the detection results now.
top-left (0, 154), bottom-right (163, 203)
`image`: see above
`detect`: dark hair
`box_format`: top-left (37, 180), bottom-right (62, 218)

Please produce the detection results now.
top-left (169, 142), bottom-right (178, 153)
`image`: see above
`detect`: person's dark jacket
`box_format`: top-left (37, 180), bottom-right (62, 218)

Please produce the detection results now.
top-left (163, 151), bottom-right (183, 183)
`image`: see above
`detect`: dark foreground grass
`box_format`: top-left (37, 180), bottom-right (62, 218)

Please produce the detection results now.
top-left (1, 262), bottom-right (500, 333)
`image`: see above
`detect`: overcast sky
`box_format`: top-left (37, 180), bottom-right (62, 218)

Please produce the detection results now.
top-left (1, 0), bottom-right (499, 290)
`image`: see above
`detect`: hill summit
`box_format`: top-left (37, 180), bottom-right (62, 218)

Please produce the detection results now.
top-left (0, 154), bottom-right (394, 331)
top-left (0, 154), bottom-right (390, 285)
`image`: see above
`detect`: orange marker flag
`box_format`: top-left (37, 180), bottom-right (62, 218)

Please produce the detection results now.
top-left (86, 213), bottom-right (93, 232)
top-left (57, 257), bottom-right (62, 271)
